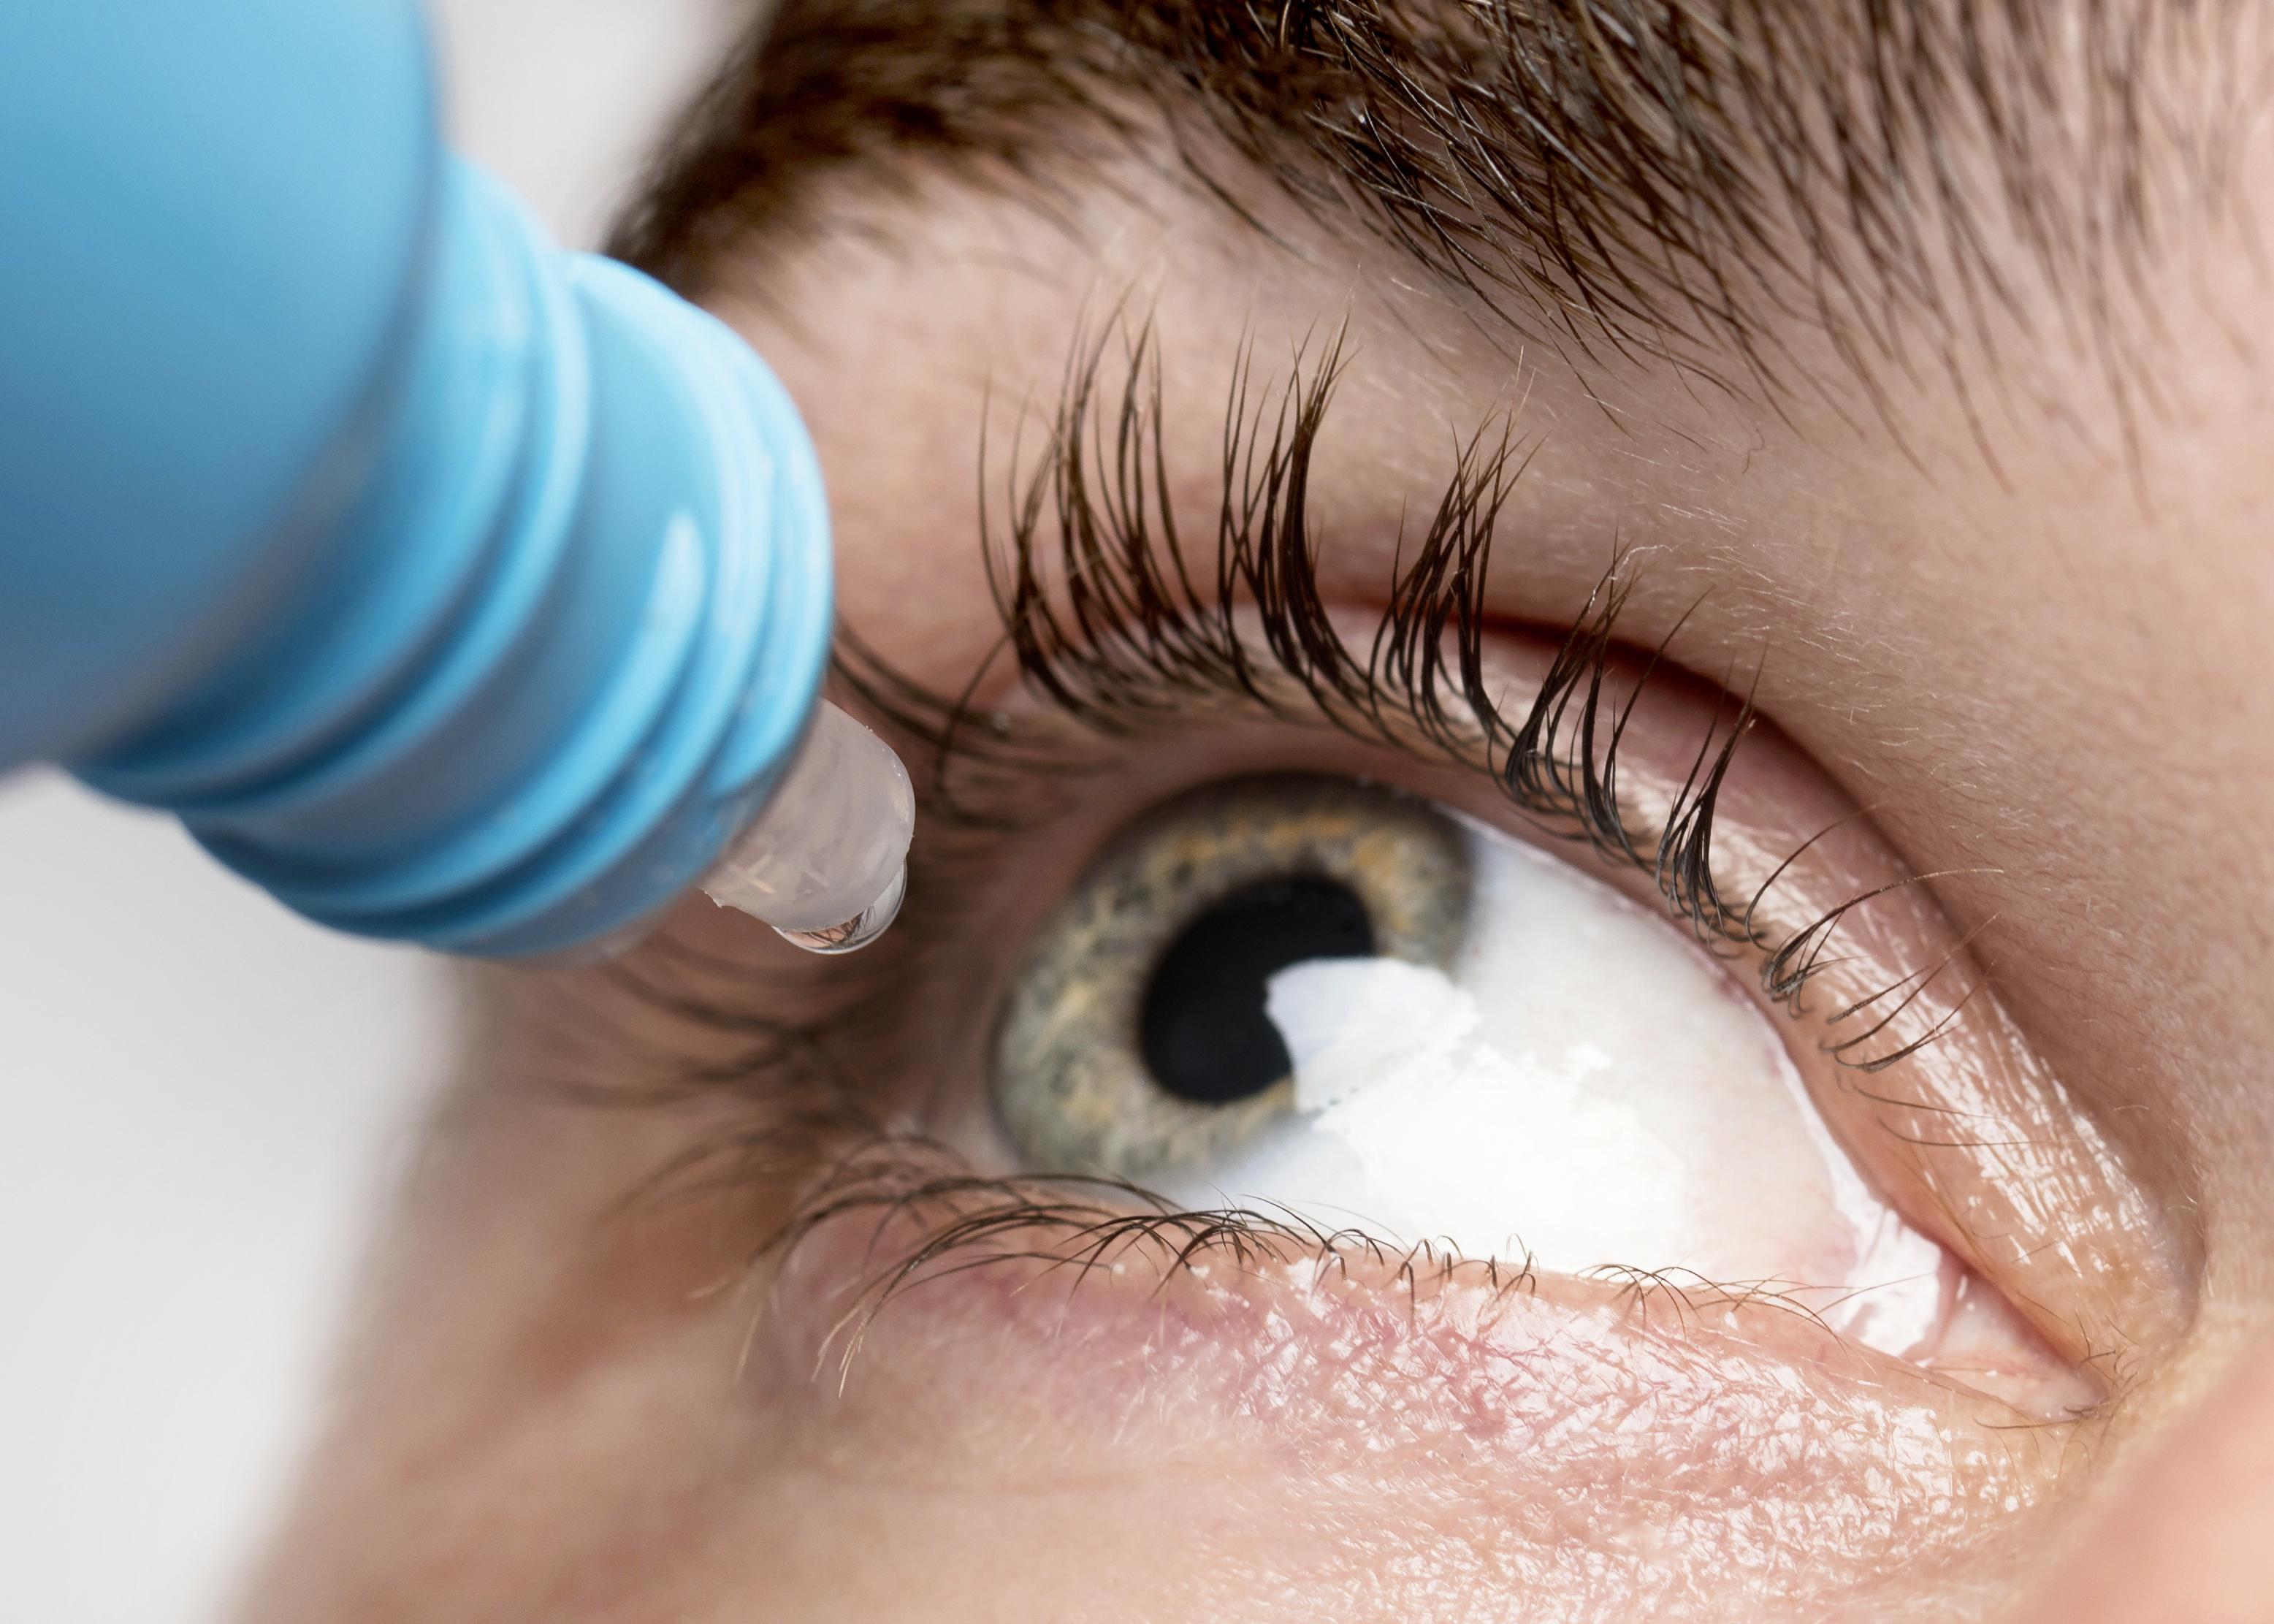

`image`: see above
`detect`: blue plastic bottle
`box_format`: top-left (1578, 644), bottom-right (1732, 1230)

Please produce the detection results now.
top-left (0, 0), bottom-right (912, 958)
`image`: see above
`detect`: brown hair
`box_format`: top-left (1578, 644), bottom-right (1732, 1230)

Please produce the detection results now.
top-left (612, 0), bottom-right (2248, 402)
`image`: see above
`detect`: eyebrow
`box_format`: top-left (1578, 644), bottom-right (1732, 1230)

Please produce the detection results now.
top-left (610, 0), bottom-right (2239, 406)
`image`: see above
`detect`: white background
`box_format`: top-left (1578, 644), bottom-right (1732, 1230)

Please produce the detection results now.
top-left (0, 4), bottom-right (740, 1619)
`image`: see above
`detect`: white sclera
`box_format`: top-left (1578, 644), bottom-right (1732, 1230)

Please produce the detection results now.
top-left (702, 701), bottom-right (915, 949)
top-left (1160, 813), bottom-right (1949, 1357)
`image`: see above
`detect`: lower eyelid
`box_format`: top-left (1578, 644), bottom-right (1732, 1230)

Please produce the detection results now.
top-left (739, 1145), bottom-right (2087, 1598)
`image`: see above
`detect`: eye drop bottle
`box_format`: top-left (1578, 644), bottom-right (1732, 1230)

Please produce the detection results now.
top-left (0, 0), bottom-right (912, 959)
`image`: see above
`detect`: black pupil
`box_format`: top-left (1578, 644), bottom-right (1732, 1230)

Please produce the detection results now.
top-left (1138, 875), bottom-right (1376, 1105)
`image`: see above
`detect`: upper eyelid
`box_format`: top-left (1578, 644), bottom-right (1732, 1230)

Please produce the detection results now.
top-left (836, 318), bottom-right (1938, 1057)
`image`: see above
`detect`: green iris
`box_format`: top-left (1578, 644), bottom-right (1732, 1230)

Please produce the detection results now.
top-left (990, 774), bottom-right (1473, 1181)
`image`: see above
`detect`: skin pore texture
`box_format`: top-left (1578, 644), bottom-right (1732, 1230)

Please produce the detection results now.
top-left (240, 4), bottom-right (2274, 1621)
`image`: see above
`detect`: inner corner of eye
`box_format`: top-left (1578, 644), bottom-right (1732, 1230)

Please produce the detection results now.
top-left (985, 769), bottom-right (2081, 1403)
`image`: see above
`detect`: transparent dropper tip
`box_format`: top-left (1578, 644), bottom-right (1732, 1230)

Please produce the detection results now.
top-left (700, 701), bottom-right (915, 955)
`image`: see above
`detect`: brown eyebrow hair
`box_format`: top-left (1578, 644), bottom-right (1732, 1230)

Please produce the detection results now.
top-left (608, 0), bottom-right (2251, 409)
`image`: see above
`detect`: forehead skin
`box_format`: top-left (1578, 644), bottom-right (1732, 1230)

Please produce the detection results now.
top-left (240, 4), bottom-right (2274, 1620)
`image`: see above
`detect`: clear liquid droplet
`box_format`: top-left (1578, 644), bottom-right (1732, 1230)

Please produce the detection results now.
top-left (771, 865), bottom-right (906, 956)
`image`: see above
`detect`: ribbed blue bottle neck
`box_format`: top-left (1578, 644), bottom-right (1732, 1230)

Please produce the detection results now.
top-left (77, 159), bottom-right (836, 958)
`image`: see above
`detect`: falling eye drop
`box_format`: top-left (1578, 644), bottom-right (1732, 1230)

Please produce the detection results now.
top-left (0, 0), bottom-right (911, 960)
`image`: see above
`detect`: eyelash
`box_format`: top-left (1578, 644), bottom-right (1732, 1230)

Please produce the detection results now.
top-left (839, 317), bottom-right (1935, 1035)
top-left (595, 318), bottom-right (1967, 1327)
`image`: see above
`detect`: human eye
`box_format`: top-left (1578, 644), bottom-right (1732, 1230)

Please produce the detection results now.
top-left (985, 769), bottom-right (2038, 1392)
top-left (606, 324), bottom-right (2178, 1557)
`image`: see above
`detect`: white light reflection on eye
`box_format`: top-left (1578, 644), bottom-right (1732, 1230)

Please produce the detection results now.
top-left (1159, 812), bottom-right (1953, 1359)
